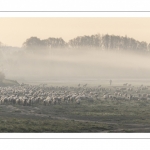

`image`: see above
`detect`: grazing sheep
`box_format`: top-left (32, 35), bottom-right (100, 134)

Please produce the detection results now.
top-left (76, 99), bottom-right (80, 104)
top-left (1, 82), bottom-right (150, 108)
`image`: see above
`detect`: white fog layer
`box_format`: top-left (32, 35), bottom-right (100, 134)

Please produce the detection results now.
top-left (0, 48), bottom-right (150, 84)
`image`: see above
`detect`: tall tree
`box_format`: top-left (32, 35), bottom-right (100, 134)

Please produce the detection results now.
top-left (23, 37), bottom-right (45, 50)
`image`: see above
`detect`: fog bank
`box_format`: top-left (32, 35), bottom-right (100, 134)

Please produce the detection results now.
top-left (1, 48), bottom-right (150, 83)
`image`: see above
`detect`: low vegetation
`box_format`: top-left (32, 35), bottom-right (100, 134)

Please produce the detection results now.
top-left (1, 96), bottom-right (150, 132)
top-left (0, 117), bottom-right (112, 133)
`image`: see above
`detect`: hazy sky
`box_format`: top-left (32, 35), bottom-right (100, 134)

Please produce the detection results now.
top-left (0, 17), bottom-right (150, 47)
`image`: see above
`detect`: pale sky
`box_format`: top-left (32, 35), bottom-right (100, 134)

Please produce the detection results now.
top-left (0, 18), bottom-right (150, 47)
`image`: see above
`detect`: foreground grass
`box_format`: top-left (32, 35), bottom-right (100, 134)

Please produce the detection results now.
top-left (0, 117), bottom-right (114, 132)
top-left (1, 96), bottom-right (150, 132)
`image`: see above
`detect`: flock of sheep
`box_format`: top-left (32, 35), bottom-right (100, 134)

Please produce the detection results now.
top-left (0, 83), bottom-right (150, 106)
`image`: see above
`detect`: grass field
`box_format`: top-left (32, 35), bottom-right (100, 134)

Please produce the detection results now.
top-left (1, 96), bottom-right (150, 132)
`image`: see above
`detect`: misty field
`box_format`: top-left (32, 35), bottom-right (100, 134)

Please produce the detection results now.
top-left (1, 84), bottom-right (150, 133)
top-left (2, 19), bottom-right (150, 134)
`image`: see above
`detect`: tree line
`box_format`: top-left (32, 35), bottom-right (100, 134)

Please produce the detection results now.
top-left (22, 34), bottom-right (150, 52)
top-left (0, 34), bottom-right (150, 83)
top-left (22, 37), bottom-right (67, 50)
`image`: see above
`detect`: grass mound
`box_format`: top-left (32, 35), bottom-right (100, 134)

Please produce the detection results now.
top-left (0, 79), bottom-right (19, 86)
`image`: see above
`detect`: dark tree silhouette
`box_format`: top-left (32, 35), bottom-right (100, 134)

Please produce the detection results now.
top-left (22, 34), bottom-right (149, 53)
top-left (68, 34), bottom-right (149, 52)
top-left (23, 37), bottom-right (67, 50)
top-left (23, 37), bottom-right (45, 50)
top-left (68, 34), bottom-right (101, 48)
top-left (43, 37), bottom-right (67, 48)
